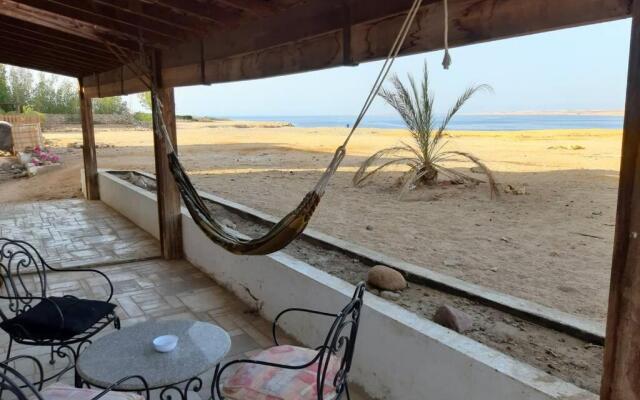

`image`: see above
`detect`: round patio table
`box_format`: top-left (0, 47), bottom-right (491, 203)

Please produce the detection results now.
top-left (77, 319), bottom-right (231, 399)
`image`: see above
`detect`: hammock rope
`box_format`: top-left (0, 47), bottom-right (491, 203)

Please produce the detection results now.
top-left (147, 0), bottom-right (424, 255)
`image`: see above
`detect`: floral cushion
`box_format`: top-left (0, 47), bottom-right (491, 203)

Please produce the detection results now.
top-left (40, 383), bottom-right (144, 400)
top-left (222, 345), bottom-right (341, 400)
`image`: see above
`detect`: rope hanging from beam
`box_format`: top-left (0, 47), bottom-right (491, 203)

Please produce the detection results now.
top-left (442, 0), bottom-right (452, 69)
top-left (114, 0), bottom-right (424, 255)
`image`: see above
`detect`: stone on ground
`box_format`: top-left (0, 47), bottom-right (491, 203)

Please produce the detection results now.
top-left (380, 290), bottom-right (401, 301)
top-left (433, 305), bottom-right (473, 333)
top-left (367, 265), bottom-right (407, 291)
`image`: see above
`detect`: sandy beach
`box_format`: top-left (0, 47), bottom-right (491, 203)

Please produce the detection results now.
top-left (0, 121), bottom-right (621, 324)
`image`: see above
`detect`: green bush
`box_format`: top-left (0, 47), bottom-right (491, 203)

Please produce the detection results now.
top-left (22, 108), bottom-right (46, 124)
top-left (134, 112), bottom-right (152, 123)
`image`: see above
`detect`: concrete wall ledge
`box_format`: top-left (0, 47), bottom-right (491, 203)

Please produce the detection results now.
top-left (127, 169), bottom-right (604, 345)
top-left (97, 169), bottom-right (597, 400)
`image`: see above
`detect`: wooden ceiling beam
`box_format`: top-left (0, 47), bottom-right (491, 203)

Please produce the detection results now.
top-left (203, 0), bottom-right (431, 62)
top-left (90, 0), bottom-right (209, 34)
top-left (1, 37), bottom-right (118, 72)
top-left (83, 0), bottom-right (631, 97)
top-left (2, 50), bottom-right (89, 76)
top-left (0, 28), bottom-right (118, 63)
top-left (2, 44), bottom-right (107, 72)
top-left (2, 58), bottom-right (83, 77)
top-left (0, 1), bottom-right (141, 51)
top-left (142, 0), bottom-right (243, 26)
top-left (45, 0), bottom-right (204, 37)
top-left (0, 16), bottom-right (132, 55)
top-left (11, 0), bottom-right (180, 44)
top-left (214, 0), bottom-right (279, 17)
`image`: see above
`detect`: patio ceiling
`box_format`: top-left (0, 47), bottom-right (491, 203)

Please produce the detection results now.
top-left (0, 0), bottom-right (631, 97)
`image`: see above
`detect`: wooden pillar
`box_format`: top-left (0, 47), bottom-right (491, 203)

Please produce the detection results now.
top-left (601, 1), bottom-right (640, 399)
top-left (78, 78), bottom-right (99, 200)
top-left (151, 52), bottom-right (183, 260)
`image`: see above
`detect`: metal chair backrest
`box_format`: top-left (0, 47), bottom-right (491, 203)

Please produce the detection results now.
top-left (317, 282), bottom-right (366, 399)
top-left (0, 238), bottom-right (49, 322)
top-left (0, 356), bottom-right (44, 400)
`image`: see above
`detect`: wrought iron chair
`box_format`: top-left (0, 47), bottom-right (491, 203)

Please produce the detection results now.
top-left (0, 238), bottom-right (119, 386)
top-left (214, 282), bottom-right (366, 400)
top-left (0, 354), bottom-right (150, 400)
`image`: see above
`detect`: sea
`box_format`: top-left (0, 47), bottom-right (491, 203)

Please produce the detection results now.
top-left (222, 114), bottom-right (623, 131)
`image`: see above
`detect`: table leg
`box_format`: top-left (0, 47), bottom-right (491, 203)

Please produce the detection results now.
top-left (211, 363), bottom-right (221, 400)
top-left (159, 376), bottom-right (203, 400)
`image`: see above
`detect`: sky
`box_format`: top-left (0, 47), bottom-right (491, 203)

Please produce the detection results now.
top-left (156, 19), bottom-right (632, 118)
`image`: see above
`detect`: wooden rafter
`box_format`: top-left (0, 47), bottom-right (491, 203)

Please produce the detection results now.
top-left (89, 0), bottom-right (210, 34)
top-left (0, 16), bottom-right (132, 56)
top-left (142, 0), bottom-right (243, 26)
top-left (0, 0), bottom-right (138, 50)
top-left (0, 29), bottom-right (118, 64)
top-left (12, 0), bottom-right (181, 44)
top-left (2, 54), bottom-right (88, 77)
top-left (84, 0), bottom-right (631, 97)
top-left (214, 0), bottom-right (279, 17)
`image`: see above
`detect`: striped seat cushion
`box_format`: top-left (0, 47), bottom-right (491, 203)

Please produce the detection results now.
top-left (222, 345), bottom-right (341, 400)
top-left (40, 383), bottom-right (143, 400)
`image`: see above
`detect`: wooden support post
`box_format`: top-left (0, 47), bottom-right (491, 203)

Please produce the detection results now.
top-left (78, 78), bottom-right (99, 200)
top-left (601, 1), bottom-right (640, 399)
top-left (151, 52), bottom-right (183, 260)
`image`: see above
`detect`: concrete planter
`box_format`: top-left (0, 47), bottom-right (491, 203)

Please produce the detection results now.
top-left (96, 170), bottom-right (596, 400)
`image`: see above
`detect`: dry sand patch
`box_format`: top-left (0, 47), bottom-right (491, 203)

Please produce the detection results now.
top-left (0, 121), bottom-right (622, 324)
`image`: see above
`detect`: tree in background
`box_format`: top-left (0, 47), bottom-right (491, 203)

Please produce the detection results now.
top-left (0, 64), bottom-right (130, 116)
top-left (8, 67), bottom-right (33, 112)
top-left (55, 80), bottom-right (80, 114)
top-left (31, 73), bottom-right (58, 113)
top-left (31, 74), bottom-right (79, 114)
top-left (0, 65), bottom-right (11, 112)
top-left (138, 91), bottom-right (152, 111)
top-left (93, 96), bottom-right (129, 114)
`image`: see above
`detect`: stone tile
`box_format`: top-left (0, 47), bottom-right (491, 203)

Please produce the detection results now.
top-left (178, 290), bottom-right (229, 313)
top-left (0, 199), bottom-right (161, 269)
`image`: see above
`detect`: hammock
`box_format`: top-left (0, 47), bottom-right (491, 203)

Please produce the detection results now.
top-left (149, 0), bottom-right (426, 255)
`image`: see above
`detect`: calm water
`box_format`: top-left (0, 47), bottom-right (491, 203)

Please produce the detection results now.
top-left (224, 114), bottom-right (623, 131)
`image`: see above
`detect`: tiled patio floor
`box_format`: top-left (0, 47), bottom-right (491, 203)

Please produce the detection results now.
top-left (0, 200), bottom-right (371, 399)
top-left (1, 258), bottom-right (370, 400)
top-left (0, 199), bottom-right (160, 268)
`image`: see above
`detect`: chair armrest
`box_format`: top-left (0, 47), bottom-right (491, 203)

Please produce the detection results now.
top-left (45, 265), bottom-right (115, 303)
top-left (2, 355), bottom-right (45, 391)
top-left (90, 375), bottom-right (150, 400)
top-left (214, 352), bottom-right (324, 400)
top-left (272, 307), bottom-right (337, 345)
top-left (0, 238), bottom-right (113, 302)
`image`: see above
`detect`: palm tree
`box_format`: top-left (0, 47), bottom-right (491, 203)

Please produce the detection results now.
top-left (353, 63), bottom-right (499, 198)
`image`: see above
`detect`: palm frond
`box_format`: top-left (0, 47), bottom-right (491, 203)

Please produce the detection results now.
top-left (379, 75), bottom-right (421, 135)
top-left (398, 166), bottom-right (420, 198)
top-left (434, 164), bottom-right (483, 183)
top-left (441, 151), bottom-right (500, 198)
top-left (352, 146), bottom-right (415, 187)
top-left (434, 84), bottom-right (493, 144)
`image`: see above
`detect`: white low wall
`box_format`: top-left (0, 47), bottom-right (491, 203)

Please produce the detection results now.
top-left (97, 170), bottom-right (160, 239)
top-left (97, 170), bottom-right (597, 400)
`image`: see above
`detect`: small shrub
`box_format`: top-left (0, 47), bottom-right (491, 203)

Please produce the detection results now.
top-left (134, 112), bottom-right (153, 123)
